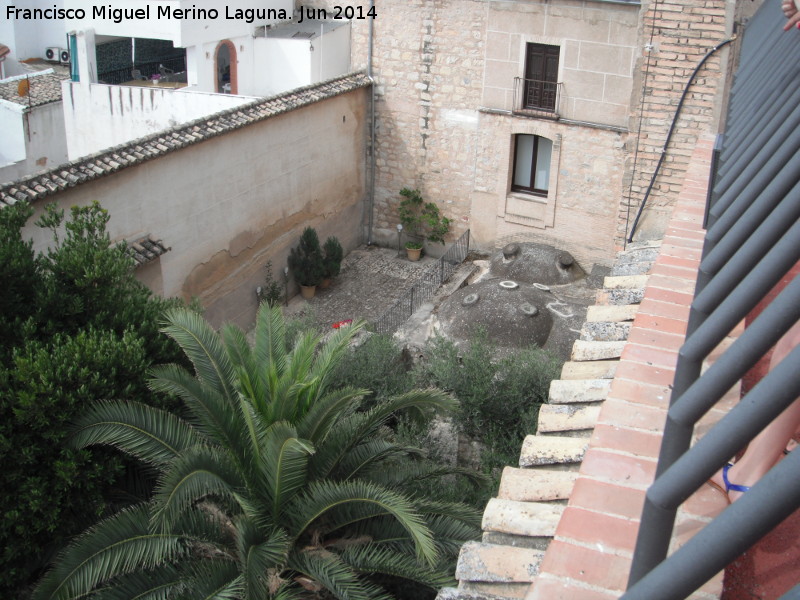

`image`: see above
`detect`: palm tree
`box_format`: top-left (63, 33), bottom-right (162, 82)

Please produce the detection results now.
top-left (34, 305), bottom-right (480, 600)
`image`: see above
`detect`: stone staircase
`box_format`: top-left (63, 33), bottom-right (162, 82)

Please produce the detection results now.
top-left (438, 241), bottom-right (660, 600)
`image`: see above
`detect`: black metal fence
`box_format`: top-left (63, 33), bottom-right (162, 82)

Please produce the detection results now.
top-left (372, 229), bottom-right (470, 335)
top-left (98, 56), bottom-right (187, 85)
top-left (623, 4), bottom-right (800, 598)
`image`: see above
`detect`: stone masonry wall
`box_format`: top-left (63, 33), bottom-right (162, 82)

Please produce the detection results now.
top-left (620, 0), bottom-right (736, 244)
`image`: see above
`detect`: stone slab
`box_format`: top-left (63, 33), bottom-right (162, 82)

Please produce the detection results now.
top-left (537, 404), bottom-right (602, 432)
top-left (603, 275), bottom-right (649, 289)
top-left (519, 435), bottom-right (589, 467)
top-left (548, 378), bottom-right (611, 404)
top-left (497, 466), bottom-right (578, 502)
top-left (571, 340), bottom-right (626, 361)
top-left (560, 360), bottom-right (618, 380)
top-left (456, 540), bottom-right (546, 583)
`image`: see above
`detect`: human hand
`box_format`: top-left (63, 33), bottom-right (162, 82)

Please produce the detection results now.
top-left (782, 0), bottom-right (800, 31)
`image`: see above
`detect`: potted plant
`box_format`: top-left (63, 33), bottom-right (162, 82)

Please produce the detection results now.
top-left (398, 187), bottom-right (451, 261)
top-left (321, 236), bottom-right (343, 288)
top-left (288, 227), bottom-right (324, 299)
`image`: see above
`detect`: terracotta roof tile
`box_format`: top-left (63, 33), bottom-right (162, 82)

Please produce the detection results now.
top-left (0, 69), bottom-right (71, 108)
top-left (123, 233), bottom-right (171, 267)
top-left (0, 71), bottom-right (371, 205)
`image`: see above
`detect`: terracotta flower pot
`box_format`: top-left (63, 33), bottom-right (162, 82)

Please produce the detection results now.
top-left (406, 247), bottom-right (422, 262)
top-left (319, 278), bottom-right (332, 289)
top-left (300, 284), bottom-right (317, 299)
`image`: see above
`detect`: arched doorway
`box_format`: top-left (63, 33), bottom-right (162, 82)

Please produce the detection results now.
top-left (215, 40), bottom-right (237, 94)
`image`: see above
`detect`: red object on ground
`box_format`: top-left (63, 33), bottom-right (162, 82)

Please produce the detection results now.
top-left (332, 319), bottom-right (352, 329)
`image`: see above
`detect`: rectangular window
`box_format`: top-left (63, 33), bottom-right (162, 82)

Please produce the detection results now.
top-left (512, 134), bottom-right (552, 196)
top-left (524, 43), bottom-right (559, 111)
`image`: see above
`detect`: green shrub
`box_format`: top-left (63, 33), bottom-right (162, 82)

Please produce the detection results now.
top-left (416, 330), bottom-right (561, 469)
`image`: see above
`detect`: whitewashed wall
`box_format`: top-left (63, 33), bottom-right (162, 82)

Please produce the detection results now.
top-left (61, 80), bottom-right (256, 159)
top-left (0, 100), bottom-right (69, 184)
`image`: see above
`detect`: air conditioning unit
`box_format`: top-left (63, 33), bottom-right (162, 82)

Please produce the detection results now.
top-left (59, 48), bottom-right (71, 65)
top-left (44, 46), bottom-right (60, 62)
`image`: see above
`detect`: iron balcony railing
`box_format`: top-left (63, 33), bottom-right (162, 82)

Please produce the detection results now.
top-left (513, 77), bottom-right (561, 118)
top-left (372, 229), bottom-right (470, 335)
top-left (623, 3), bottom-right (800, 598)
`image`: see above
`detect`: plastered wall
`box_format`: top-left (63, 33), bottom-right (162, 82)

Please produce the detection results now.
top-left (22, 87), bottom-right (368, 328)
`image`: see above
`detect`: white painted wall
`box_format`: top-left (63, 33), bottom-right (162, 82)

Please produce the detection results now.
top-left (0, 100), bottom-right (26, 165)
top-left (253, 23), bottom-right (350, 96)
top-left (61, 80), bottom-right (257, 159)
top-left (0, 100), bottom-right (69, 184)
top-left (63, 0), bottom-right (292, 47)
top-left (1, 0), bottom-right (68, 76)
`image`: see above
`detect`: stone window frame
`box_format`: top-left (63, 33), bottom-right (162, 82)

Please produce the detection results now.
top-left (504, 125), bottom-right (561, 229)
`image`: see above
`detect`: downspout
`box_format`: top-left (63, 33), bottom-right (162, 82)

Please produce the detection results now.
top-left (366, 0), bottom-right (376, 244)
top-left (627, 36), bottom-right (736, 243)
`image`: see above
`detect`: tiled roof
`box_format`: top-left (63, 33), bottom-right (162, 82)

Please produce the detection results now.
top-left (0, 69), bottom-right (70, 108)
top-left (0, 71), bottom-right (371, 206)
top-left (125, 234), bottom-right (171, 267)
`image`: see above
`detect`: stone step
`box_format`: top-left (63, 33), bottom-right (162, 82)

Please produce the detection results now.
top-left (437, 587), bottom-right (510, 600)
top-left (560, 360), bottom-right (618, 380)
top-left (482, 498), bottom-right (564, 538)
top-left (586, 304), bottom-right (639, 323)
top-left (603, 274), bottom-right (649, 289)
top-left (580, 320), bottom-right (631, 341)
top-left (596, 287), bottom-right (646, 305)
top-left (571, 340), bottom-right (626, 361)
top-left (537, 404), bottom-right (602, 433)
top-left (460, 582), bottom-right (530, 600)
top-left (519, 435), bottom-right (588, 467)
top-left (548, 378), bottom-right (611, 404)
top-left (482, 531), bottom-right (550, 552)
top-left (497, 466), bottom-right (578, 502)
top-left (611, 260), bottom-right (656, 277)
top-left (455, 541), bottom-right (546, 586)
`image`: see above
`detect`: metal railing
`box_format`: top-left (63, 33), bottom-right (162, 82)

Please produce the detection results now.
top-left (513, 77), bottom-right (561, 118)
top-left (623, 3), bottom-right (800, 598)
top-left (372, 229), bottom-right (470, 335)
top-left (98, 56), bottom-right (187, 85)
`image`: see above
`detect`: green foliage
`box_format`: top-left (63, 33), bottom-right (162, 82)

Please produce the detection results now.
top-left (256, 260), bottom-right (284, 307)
top-left (417, 330), bottom-right (561, 469)
top-left (398, 188), bottom-right (451, 245)
top-left (288, 226), bottom-right (325, 287)
top-left (35, 305), bottom-right (481, 600)
top-left (0, 201), bottom-right (185, 596)
top-left (323, 236), bottom-right (344, 279)
top-left (328, 333), bottom-right (414, 407)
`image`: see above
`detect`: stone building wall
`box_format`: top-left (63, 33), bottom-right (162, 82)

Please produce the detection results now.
top-left (620, 0), bottom-right (737, 243)
top-left (300, 0), bottom-right (737, 267)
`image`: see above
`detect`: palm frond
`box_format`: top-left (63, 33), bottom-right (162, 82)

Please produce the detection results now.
top-left (89, 566), bottom-right (183, 600)
top-left (151, 446), bottom-right (243, 529)
top-left (33, 505), bottom-right (186, 600)
top-left (359, 462), bottom-right (486, 489)
top-left (253, 304), bottom-right (288, 386)
top-left (181, 561), bottom-right (243, 600)
top-left (261, 422), bottom-right (315, 520)
top-left (234, 517), bottom-right (290, 599)
top-left (222, 324), bottom-right (264, 408)
top-left (295, 386), bottom-right (368, 443)
top-left (332, 440), bottom-right (420, 482)
top-left (289, 480), bottom-right (438, 566)
top-left (340, 544), bottom-right (455, 590)
top-left (160, 308), bottom-right (238, 405)
top-left (70, 400), bottom-right (201, 468)
top-left (149, 365), bottom-right (251, 465)
top-left (288, 549), bottom-right (393, 600)
top-left (305, 320), bottom-right (366, 399)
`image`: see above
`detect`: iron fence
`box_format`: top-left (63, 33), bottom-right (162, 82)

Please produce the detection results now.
top-left (372, 229), bottom-right (470, 335)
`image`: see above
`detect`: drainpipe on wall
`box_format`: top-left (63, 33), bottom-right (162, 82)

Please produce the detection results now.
top-left (366, 0), bottom-right (376, 245)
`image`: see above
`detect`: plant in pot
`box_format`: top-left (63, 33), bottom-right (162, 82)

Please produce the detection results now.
top-left (288, 227), bottom-right (324, 299)
top-left (321, 236), bottom-right (343, 288)
top-left (398, 187), bottom-right (452, 261)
